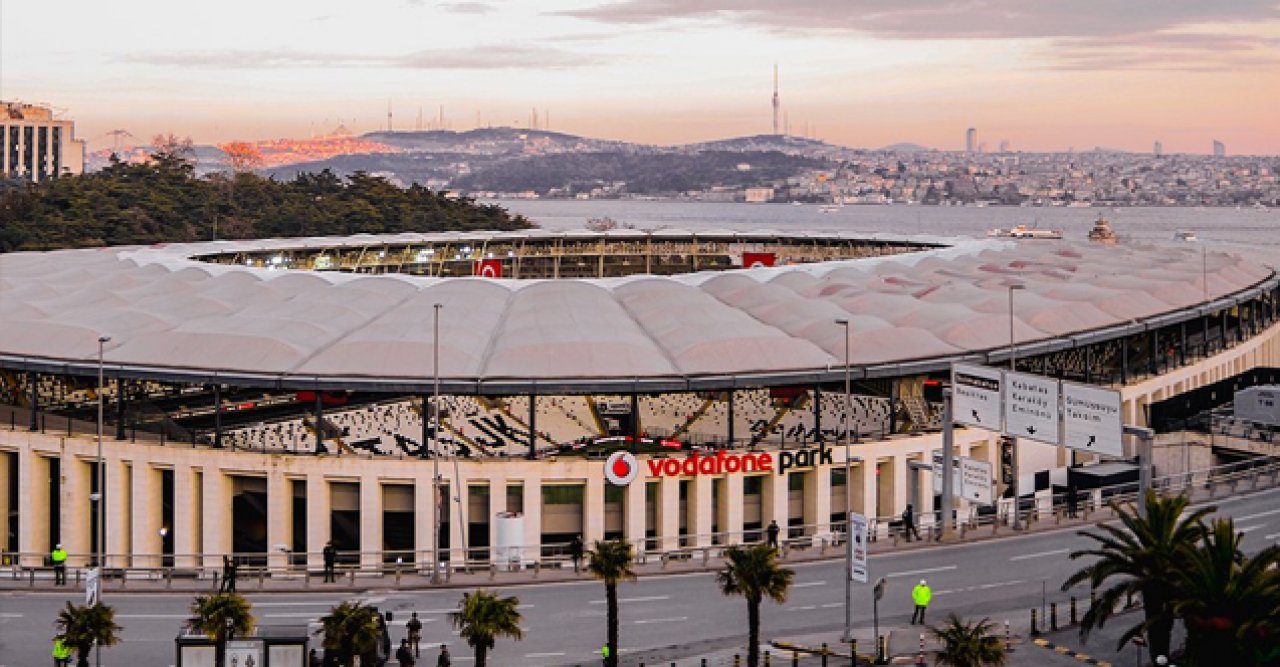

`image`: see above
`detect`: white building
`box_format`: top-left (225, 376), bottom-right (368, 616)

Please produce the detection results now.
top-left (0, 101), bottom-right (85, 182)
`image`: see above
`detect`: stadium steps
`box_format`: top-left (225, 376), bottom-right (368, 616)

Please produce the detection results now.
top-left (750, 393), bottom-right (807, 447)
top-left (493, 402), bottom-right (559, 450)
top-left (586, 397), bottom-right (609, 436)
top-left (0, 371), bottom-right (26, 407)
top-left (672, 397), bottom-right (716, 440)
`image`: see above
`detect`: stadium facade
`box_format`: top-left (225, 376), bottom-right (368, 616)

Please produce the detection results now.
top-left (2, 230), bottom-right (1279, 571)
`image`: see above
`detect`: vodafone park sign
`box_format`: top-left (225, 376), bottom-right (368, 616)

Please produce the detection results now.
top-left (605, 446), bottom-right (834, 486)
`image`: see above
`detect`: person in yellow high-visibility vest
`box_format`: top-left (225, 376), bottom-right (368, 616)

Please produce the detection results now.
top-left (911, 579), bottom-right (932, 625)
top-left (52, 635), bottom-right (72, 666)
top-left (51, 544), bottom-right (68, 586)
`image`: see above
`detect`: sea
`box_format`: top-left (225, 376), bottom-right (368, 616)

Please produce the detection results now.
top-left (498, 200), bottom-right (1280, 250)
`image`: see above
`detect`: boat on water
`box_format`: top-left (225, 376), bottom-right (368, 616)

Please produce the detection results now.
top-left (1088, 216), bottom-right (1118, 244)
top-left (1174, 230), bottom-right (1198, 242)
top-left (987, 224), bottom-right (1064, 240)
top-left (819, 204), bottom-right (842, 213)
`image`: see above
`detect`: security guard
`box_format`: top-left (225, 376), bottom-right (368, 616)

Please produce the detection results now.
top-left (51, 544), bottom-right (68, 586)
top-left (911, 579), bottom-right (932, 625)
top-left (52, 636), bottom-right (72, 666)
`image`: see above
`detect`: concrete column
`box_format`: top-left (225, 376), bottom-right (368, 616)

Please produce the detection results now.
top-left (201, 467), bottom-right (231, 568)
top-left (584, 473), bottom-right (606, 545)
top-left (415, 473), bottom-right (434, 569)
top-left (852, 462), bottom-right (872, 516)
top-left (690, 475), bottom-right (714, 546)
top-left (622, 476), bottom-right (646, 548)
top-left (60, 455), bottom-right (91, 567)
top-left (888, 457), bottom-right (907, 517)
top-left (17, 449), bottom-right (50, 566)
top-left (762, 472), bottom-right (789, 530)
top-left (360, 475), bottom-right (382, 569)
top-left (172, 465), bottom-right (202, 569)
top-left (266, 471), bottom-right (291, 570)
top-left (720, 474), bottom-right (744, 544)
top-left (806, 469), bottom-right (832, 535)
top-left (306, 476), bottom-right (331, 572)
top-left (658, 476), bottom-right (680, 551)
top-left (104, 460), bottom-right (132, 567)
top-left (0, 453), bottom-right (9, 553)
top-left (130, 463), bottom-right (163, 569)
top-left (521, 477), bottom-right (542, 562)
top-left (487, 477), bottom-right (507, 562)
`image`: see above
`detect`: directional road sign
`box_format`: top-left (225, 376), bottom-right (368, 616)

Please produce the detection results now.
top-left (849, 512), bottom-right (869, 583)
top-left (960, 457), bottom-right (994, 505)
top-left (1004, 371), bottom-right (1061, 445)
top-left (951, 363), bottom-right (1003, 429)
top-left (1062, 381), bottom-right (1124, 457)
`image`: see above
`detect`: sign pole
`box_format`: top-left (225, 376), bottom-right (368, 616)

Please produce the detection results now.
top-left (940, 389), bottom-right (955, 539)
top-left (1124, 426), bottom-right (1155, 515)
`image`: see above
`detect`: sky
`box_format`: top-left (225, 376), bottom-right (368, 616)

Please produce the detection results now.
top-left (4, 0), bottom-right (1279, 154)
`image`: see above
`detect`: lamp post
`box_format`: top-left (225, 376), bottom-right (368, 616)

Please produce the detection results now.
top-left (95, 335), bottom-right (110, 667)
top-left (1008, 284), bottom-right (1024, 531)
top-left (431, 303), bottom-right (442, 585)
top-left (835, 318), bottom-right (853, 642)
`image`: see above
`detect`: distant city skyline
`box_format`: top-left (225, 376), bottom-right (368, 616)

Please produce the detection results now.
top-left (4, 1), bottom-right (1279, 153)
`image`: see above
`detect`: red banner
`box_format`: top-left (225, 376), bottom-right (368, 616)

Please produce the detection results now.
top-left (473, 259), bottom-right (503, 278)
top-left (742, 252), bottom-right (776, 268)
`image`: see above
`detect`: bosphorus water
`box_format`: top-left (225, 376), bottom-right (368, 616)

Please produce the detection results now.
top-left (499, 200), bottom-right (1279, 249)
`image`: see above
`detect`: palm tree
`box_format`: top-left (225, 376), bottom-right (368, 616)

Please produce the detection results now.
top-left (316, 600), bottom-right (383, 667)
top-left (929, 614), bottom-right (1008, 667)
top-left (448, 589), bottom-right (524, 667)
top-left (187, 593), bottom-right (255, 667)
top-left (716, 544), bottom-right (795, 667)
top-left (55, 602), bottom-right (122, 667)
top-left (587, 539), bottom-right (637, 667)
top-left (1062, 491), bottom-right (1211, 658)
top-left (1171, 518), bottom-right (1280, 667)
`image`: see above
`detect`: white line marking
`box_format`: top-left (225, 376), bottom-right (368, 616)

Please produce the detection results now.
top-left (1010, 549), bottom-right (1069, 561)
top-left (821, 602), bottom-right (843, 609)
top-left (886, 565), bottom-right (957, 579)
top-left (787, 605), bottom-right (818, 612)
top-left (1265, 532), bottom-right (1280, 540)
top-left (248, 601), bottom-right (334, 607)
top-left (793, 581), bottom-right (827, 588)
top-left (263, 612), bottom-right (322, 619)
top-left (0, 613), bottom-right (24, 618)
top-left (116, 614), bottom-right (189, 619)
top-left (589, 595), bottom-right (669, 605)
top-left (634, 616), bottom-right (688, 625)
top-left (525, 652), bottom-right (566, 658)
top-left (1238, 524), bottom-right (1266, 533)
top-left (1235, 508), bottom-right (1280, 521)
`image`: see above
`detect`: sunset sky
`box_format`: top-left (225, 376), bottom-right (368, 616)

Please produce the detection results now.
top-left (5, 1), bottom-right (1279, 153)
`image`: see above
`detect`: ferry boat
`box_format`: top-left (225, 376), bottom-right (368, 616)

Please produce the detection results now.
top-left (1174, 230), bottom-right (1198, 242)
top-left (987, 224), bottom-right (1064, 240)
top-left (1087, 216), bottom-right (1118, 244)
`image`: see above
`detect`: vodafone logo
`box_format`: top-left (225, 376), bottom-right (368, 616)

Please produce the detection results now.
top-left (748, 261), bottom-right (766, 268)
top-left (604, 450), bottom-right (639, 486)
top-left (480, 265), bottom-right (498, 278)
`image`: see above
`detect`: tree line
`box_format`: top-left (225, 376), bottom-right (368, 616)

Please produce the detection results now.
top-left (0, 145), bottom-right (532, 253)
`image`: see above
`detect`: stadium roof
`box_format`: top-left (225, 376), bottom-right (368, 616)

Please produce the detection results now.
top-left (1, 232), bottom-right (1274, 393)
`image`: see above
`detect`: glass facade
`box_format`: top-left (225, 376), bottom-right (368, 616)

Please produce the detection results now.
top-left (37, 127), bottom-right (49, 180)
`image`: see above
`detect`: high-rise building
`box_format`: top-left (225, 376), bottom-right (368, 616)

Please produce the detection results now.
top-left (1154, 141), bottom-right (1163, 156)
top-left (1, 101), bottom-right (84, 182)
top-left (771, 65), bottom-right (780, 136)
top-left (966, 128), bottom-right (977, 154)
top-left (998, 139), bottom-right (1010, 153)
top-left (1213, 140), bottom-right (1225, 157)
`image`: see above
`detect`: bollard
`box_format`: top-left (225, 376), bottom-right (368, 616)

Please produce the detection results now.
top-left (1030, 608), bottom-right (1039, 636)
top-left (1070, 596), bottom-right (1077, 625)
top-left (348, 569), bottom-right (355, 586)
top-left (850, 638), bottom-right (857, 663)
top-left (917, 633), bottom-right (926, 666)
top-left (1004, 620), bottom-right (1013, 653)
top-left (702, 660), bottom-right (707, 667)
top-left (764, 650), bottom-right (772, 666)
top-left (878, 634), bottom-right (889, 665)
top-left (1050, 602), bottom-right (1058, 631)
top-left (490, 563), bottom-right (496, 581)
top-left (820, 642), bottom-right (829, 667)
top-left (792, 649), bottom-right (799, 666)
top-left (165, 568), bottom-right (172, 589)
top-left (734, 654), bottom-right (741, 667)
top-left (703, 548), bottom-right (710, 566)
top-left (1089, 590), bottom-right (1096, 611)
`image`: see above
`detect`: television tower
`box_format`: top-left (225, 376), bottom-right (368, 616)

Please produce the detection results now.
top-left (772, 64), bottom-right (780, 135)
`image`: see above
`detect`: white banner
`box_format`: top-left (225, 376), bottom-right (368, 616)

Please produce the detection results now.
top-left (848, 512), bottom-right (869, 584)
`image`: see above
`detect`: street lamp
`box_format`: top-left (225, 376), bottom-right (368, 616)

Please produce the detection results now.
top-left (1008, 285), bottom-right (1024, 531)
top-left (834, 318), bottom-right (853, 642)
top-left (95, 334), bottom-right (110, 667)
top-left (431, 303), bottom-right (442, 585)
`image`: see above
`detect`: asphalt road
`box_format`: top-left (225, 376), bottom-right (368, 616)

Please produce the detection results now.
top-left (4, 486), bottom-right (1279, 667)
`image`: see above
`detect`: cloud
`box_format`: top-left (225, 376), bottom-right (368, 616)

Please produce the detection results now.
top-left (440, 1), bottom-right (495, 14)
top-left (1048, 32), bottom-right (1280, 72)
top-left (116, 45), bottom-right (604, 70)
top-left (561, 1), bottom-right (1280, 40)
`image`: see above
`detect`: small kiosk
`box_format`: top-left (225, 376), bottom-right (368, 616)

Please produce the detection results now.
top-left (175, 626), bottom-right (309, 667)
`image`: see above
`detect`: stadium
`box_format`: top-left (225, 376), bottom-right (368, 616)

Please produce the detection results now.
top-left (2, 229), bottom-right (1279, 574)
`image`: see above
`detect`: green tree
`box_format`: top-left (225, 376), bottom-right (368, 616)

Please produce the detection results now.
top-left (55, 602), bottom-right (122, 667)
top-left (316, 600), bottom-right (383, 667)
top-left (187, 593), bottom-right (255, 667)
top-left (1062, 491), bottom-right (1212, 658)
top-left (587, 539), bottom-right (637, 667)
top-left (929, 614), bottom-right (1008, 667)
top-left (716, 544), bottom-right (795, 667)
top-left (1171, 518), bottom-right (1280, 667)
top-left (448, 589), bottom-right (524, 667)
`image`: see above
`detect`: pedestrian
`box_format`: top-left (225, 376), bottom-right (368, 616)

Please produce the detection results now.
top-left (52, 635), bottom-right (72, 667)
top-left (601, 643), bottom-right (611, 665)
top-left (766, 519), bottom-right (780, 548)
top-left (911, 579), bottom-right (932, 625)
top-left (221, 555), bottom-right (238, 593)
top-left (436, 644), bottom-right (451, 667)
top-left (902, 504), bottom-right (921, 542)
top-left (1066, 482), bottom-right (1079, 519)
top-left (51, 544), bottom-right (67, 586)
top-left (323, 541), bottom-right (336, 583)
top-left (308, 648), bottom-right (322, 667)
top-left (396, 638), bottom-right (416, 666)
top-left (406, 612), bottom-right (423, 657)
top-left (569, 535), bottom-right (584, 573)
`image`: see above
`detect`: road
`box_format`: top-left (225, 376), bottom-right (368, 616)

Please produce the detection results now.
top-left (3, 486), bottom-right (1279, 666)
